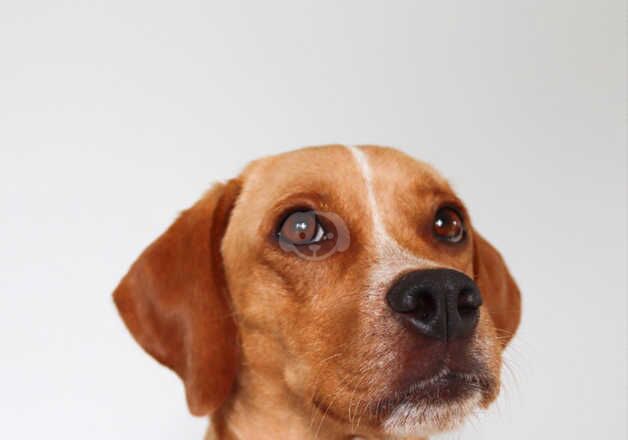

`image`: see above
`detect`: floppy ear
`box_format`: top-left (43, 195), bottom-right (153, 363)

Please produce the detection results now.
top-left (113, 179), bottom-right (241, 416)
top-left (473, 232), bottom-right (521, 348)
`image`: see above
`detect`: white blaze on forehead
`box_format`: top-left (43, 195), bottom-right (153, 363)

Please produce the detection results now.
top-left (345, 145), bottom-right (389, 241)
top-left (345, 145), bottom-right (440, 277)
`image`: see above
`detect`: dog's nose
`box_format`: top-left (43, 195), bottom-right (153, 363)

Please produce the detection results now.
top-left (386, 268), bottom-right (482, 341)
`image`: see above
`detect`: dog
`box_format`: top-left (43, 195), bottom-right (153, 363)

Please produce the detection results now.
top-left (113, 145), bottom-right (521, 439)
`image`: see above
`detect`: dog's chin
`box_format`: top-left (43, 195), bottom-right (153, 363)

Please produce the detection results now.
top-left (381, 391), bottom-right (481, 438)
top-left (376, 369), bottom-right (490, 438)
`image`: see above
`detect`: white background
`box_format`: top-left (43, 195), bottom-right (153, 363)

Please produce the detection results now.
top-left (1, 1), bottom-right (625, 439)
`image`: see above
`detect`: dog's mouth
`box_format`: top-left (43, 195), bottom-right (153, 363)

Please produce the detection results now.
top-left (354, 367), bottom-right (495, 437)
top-left (309, 365), bottom-right (495, 438)
top-left (369, 367), bottom-right (494, 416)
top-left (404, 369), bottom-right (488, 402)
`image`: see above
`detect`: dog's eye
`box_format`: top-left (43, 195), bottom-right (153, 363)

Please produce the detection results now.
top-left (433, 207), bottom-right (465, 243)
top-left (278, 211), bottom-right (326, 245)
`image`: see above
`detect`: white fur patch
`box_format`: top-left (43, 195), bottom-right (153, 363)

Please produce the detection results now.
top-left (383, 392), bottom-right (481, 437)
top-left (345, 146), bottom-right (441, 289)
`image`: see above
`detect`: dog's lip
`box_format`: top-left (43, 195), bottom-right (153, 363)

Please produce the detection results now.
top-left (410, 367), bottom-right (486, 389)
top-left (373, 367), bottom-right (492, 412)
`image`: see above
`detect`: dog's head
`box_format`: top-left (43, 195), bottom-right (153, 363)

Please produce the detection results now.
top-left (113, 145), bottom-right (521, 438)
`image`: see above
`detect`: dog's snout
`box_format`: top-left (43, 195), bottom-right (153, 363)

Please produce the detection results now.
top-left (386, 268), bottom-right (482, 341)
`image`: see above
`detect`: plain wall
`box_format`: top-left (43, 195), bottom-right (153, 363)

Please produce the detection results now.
top-left (0, 1), bottom-right (625, 439)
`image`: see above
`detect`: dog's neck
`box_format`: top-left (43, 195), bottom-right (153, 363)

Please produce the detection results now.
top-left (205, 369), bottom-right (427, 440)
top-left (205, 368), bottom-right (343, 439)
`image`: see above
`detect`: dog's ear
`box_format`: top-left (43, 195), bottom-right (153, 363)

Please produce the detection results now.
top-left (113, 179), bottom-right (241, 416)
top-left (473, 232), bottom-right (521, 348)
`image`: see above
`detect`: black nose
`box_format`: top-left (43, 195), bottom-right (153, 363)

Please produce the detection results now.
top-left (386, 269), bottom-right (482, 341)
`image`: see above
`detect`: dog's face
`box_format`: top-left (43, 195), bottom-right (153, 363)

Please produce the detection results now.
top-left (114, 145), bottom-right (521, 438)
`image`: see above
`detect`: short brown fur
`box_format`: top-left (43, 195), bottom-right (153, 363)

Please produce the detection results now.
top-left (113, 145), bottom-right (521, 439)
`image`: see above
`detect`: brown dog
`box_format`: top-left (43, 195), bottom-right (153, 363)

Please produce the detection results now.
top-left (113, 145), bottom-right (521, 439)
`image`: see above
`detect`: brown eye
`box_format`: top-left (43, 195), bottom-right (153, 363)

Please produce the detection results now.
top-left (433, 207), bottom-right (465, 243)
top-left (278, 211), bottom-right (325, 245)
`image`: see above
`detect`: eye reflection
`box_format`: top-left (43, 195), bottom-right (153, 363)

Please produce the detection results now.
top-left (433, 207), bottom-right (465, 243)
top-left (279, 211), bottom-right (325, 245)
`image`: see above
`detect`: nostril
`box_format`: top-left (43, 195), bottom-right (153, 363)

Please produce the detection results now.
top-left (390, 289), bottom-right (419, 313)
top-left (416, 291), bottom-right (437, 322)
top-left (457, 288), bottom-right (481, 317)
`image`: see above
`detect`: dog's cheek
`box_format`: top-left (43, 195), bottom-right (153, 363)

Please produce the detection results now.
top-left (473, 310), bottom-right (503, 407)
top-left (283, 358), bottom-right (316, 398)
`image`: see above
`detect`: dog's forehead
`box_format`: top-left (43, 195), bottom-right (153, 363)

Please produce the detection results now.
top-left (240, 144), bottom-right (356, 197)
top-left (238, 144), bottom-right (451, 207)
